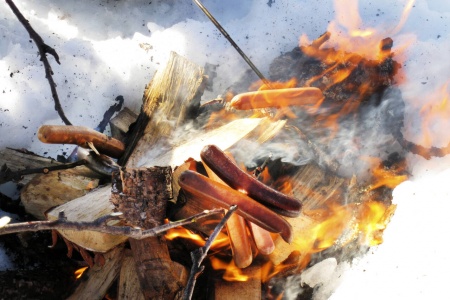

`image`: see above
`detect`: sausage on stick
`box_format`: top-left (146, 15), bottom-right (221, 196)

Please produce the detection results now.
top-left (38, 125), bottom-right (125, 158)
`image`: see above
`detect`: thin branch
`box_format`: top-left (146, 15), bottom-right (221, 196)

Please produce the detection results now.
top-left (0, 160), bottom-right (88, 183)
top-left (5, 0), bottom-right (72, 125)
top-left (183, 205), bottom-right (237, 300)
top-left (0, 209), bottom-right (226, 239)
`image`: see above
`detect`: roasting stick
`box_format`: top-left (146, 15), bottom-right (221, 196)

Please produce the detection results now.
top-left (38, 125), bottom-right (125, 158)
top-left (203, 160), bottom-right (253, 268)
top-left (230, 87), bottom-right (324, 110)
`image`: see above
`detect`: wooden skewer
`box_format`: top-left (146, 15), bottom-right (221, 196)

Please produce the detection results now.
top-left (203, 162), bottom-right (253, 268)
top-left (38, 125), bottom-right (125, 158)
top-left (230, 87), bottom-right (324, 110)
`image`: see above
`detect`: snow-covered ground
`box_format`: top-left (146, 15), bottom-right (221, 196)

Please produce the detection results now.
top-left (1, 0), bottom-right (449, 298)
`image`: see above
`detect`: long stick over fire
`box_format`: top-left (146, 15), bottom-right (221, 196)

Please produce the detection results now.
top-left (193, 0), bottom-right (271, 87)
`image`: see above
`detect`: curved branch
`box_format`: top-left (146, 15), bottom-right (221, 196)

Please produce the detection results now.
top-left (5, 0), bottom-right (72, 125)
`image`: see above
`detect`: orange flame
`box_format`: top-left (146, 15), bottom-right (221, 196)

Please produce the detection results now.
top-left (74, 266), bottom-right (88, 280)
top-left (165, 227), bottom-right (230, 250)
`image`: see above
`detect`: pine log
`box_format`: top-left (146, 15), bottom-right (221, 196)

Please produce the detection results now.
top-left (68, 245), bottom-right (125, 300)
top-left (111, 167), bottom-right (188, 299)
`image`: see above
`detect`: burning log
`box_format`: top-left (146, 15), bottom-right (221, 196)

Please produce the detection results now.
top-left (38, 125), bottom-right (125, 158)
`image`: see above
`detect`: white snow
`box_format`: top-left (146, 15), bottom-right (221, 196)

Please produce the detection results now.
top-left (0, 0), bottom-right (449, 297)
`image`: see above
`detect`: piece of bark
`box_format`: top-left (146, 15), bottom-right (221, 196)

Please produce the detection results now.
top-left (111, 167), bottom-right (187, 299)
top-left (0, 148), bottom-right (62, 184)
top-left (109, 107), bottom-right (138, 143)
top-left (68, 245), bottom-right (125, 300)
top-left (21, 166), bottom-right (100, 219)
top-left (118, 250), bottom-right (145, 300)
top-left (214, 265), bottom-right (262, 300)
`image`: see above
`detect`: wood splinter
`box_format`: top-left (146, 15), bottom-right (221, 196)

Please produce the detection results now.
top-left (38, 125), bottom-right (125, 158)
top-left (230, 87), bottom-right (324, 110)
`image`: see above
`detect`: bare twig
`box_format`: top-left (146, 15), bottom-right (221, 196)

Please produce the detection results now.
top-left (0, 160), bottom-right (88, 183)
top-left (193, 0), bottom-right (271, 87)
top-left (5, 0), bottom-right (72, 125)
top-left (0, 209), bottom-right (226, 239)
top-left (183, 205), bottom-right (237, 300)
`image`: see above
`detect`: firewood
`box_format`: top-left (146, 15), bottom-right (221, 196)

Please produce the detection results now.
top-left (214, 265), bottom-right (262, 300)
top-left (121, 51), bottom-right (205, 166)
top-left (109, 107), bottom-right (138, 142)
top-left (0, 148), bottom-right (62, 184)
top-left (118, 250), bottom-right (145, 300)
top-left (47, 186), bottom-right (128, 252)
top-left (111, 167), bottom-right (188, 299)
top-left (68, 245), bottom-right (125, 300)
top-left (21, 166), bottom-right (101, 219)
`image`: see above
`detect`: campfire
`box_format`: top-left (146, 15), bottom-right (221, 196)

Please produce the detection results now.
top-left (1, 0), bottom-right (449, 299)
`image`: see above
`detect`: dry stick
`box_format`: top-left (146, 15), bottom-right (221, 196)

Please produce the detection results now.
top-left (0, 209), bottom-right (225, 239)
top-left (183, 205), bottom-right (237, 300)
top-left (5, 0), bottom-right (72, 125)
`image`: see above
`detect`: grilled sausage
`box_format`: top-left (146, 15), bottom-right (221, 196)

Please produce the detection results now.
top-left (178, 170), bottom-right (293, 243)
top-left (200, 145), bottom-right (302, 217)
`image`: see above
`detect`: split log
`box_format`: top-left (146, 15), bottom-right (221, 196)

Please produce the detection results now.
top-left (121, 51), bottom-right (205, 166)
top-left (118, 250), bottom-right (145, 300)
top-left (68, 245), bottom-right (125, 300)
top-left (109, 107), bottom-right (138, 142)
top-left (21, 166), bottom-right (101, 219)
top-left (0, 148), bottom-right (62, 184)
top-left (110, 167), bottom-right (188, 299)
